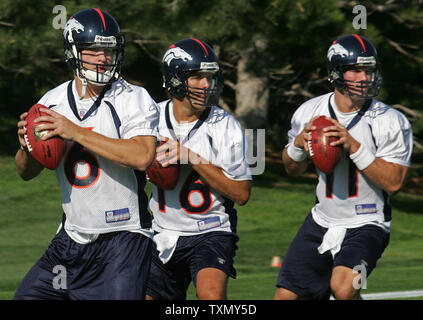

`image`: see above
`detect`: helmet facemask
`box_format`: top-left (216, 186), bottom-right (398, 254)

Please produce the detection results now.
top-left (329, 64), bottom-right (382, 99)
top-left (185, 71), bottom-right (223, 107)
top-left (167, 69), bottom-right (223, 108)
top-left (67, 41), bottom-right (124, 86)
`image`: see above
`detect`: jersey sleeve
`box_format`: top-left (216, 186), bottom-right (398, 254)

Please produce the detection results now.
top-left (36, 81), bottom-right (70, 107)
top-left (286, 94), bottom-right (330, 147)
top-left (120, 86), bottom-right (159, 140)
top-left (216, 115), bottom-right (252, 181)
top-left (287, 108), bottom-right (306, 145)
top-left (373, 108), bottom-right (413, 167)
top-left (286, 100), bottom-right (316, 147)
top-left (37, 95), bottom-right (48, 105)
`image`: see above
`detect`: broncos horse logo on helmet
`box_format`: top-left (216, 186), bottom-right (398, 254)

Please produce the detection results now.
top-left (162, 38), bottom-right (223, 108)
top-left (327, 43), bottom-right (349, 61)
top-left (163, 47), bottom-right (193, 66)
top-left (327, 34), bottom-right (382, 98)
top-left (63, 8), bottom-right (124, 87)
top-left (63, 18), bottom-right (84, 37)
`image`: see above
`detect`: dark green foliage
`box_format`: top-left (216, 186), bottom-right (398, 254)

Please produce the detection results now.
top-left (1, 0), bottom-right (422, 163)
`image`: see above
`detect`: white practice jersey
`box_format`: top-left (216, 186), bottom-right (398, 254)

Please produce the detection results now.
top-left (38, 79), bottom-right (159, 241)
top-left (287, 93), bottom-right (413, 230)
top-left (149, 100), bottom-right (252, 236)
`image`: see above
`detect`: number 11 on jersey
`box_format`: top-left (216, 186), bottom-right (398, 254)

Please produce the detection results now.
top-left (326, 159), bottom-right (359, 198)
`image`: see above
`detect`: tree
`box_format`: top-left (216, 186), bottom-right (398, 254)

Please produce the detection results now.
top-left (1, 0), bottom-right (422, 164)
top-left (153, 0), bottom-right (347, 130)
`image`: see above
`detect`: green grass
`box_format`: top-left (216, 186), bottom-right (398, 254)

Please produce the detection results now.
top-left (1, 157), bottom-right (423, 300)
top-left (0, 156), bottom-right (62, 299)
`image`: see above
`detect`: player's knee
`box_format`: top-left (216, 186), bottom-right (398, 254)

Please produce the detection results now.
top-left (331, 284), bottom-right (360, 300)
top-left (197, 289), bottom-right (226, 300)
top-left (274, 287), bottom-right (300, 300)
top-left (196, 268), bottom-right (228, 300)
top-left (197, 281), bottom-right (227, 299)
top-left (331, 266), bottom-right (362, 300)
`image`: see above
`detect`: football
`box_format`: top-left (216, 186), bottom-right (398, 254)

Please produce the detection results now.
top-left (308, 116), bottom-right (342, 174)
top-left (24, 104), bottom-right (66, 170)
top-left (146, 141), bottom-right (180, 190)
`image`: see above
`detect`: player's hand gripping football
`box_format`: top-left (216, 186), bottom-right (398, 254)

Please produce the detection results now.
top-left (32, 108), bottom-right (82, 142)
top-left (156, 136), bottom-right (206, 167)
top-left (17, 112), bottom-right (29, 150)
top-left (293, 116), bottom-right (320, 153)
top-left (322, 118), bottom-right (361, 155)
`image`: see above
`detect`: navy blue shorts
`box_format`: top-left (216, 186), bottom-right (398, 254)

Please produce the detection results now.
top-left (146, 231), bottom-right (238, 300)
top-left (14, 227), bottom-right (152, 300)
top-left (276, 213), bottom-right (390, 299)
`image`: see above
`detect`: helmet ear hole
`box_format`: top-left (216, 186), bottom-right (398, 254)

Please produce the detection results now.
top-left (166, 73), bottom-right (188, 100)
top-left (170, 77), bottom-right (182, 87)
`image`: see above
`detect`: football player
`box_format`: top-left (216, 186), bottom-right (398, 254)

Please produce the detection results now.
top-left (14, 8), bottom-right (158, 299)
top-left (145, 38), bottom-right (252, 300)
top-left (275, 34), bottom-right (413, 300)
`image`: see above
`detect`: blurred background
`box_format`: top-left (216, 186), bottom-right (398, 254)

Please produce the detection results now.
top-left (1, 1), bottom-right (422, 170)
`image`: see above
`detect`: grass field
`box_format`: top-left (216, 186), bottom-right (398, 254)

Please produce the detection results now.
top-left (1, 156), bottom-right (422, 300)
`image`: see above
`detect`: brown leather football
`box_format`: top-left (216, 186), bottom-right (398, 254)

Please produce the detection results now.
top-left (24, 104), bottom-right (66, 170)
top-left (146, 141), bottom-right (180, 189)
top-left (308, 116), bottom-right (342, 174)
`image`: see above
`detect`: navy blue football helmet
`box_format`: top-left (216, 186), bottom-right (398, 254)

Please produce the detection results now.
top-left (162, 38), bottom-right (223, 107)
top-left (63, 8), bottom-right (124, 85)
top-left (327, 34), bottom-right (382, 98)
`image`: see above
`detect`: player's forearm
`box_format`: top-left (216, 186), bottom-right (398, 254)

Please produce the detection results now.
top-left (361, 158), bottom-right (408, 195)
top-left (75, 130), bottom-right (156, 171)
top-left (15, 147), bottom-right (44, 180)
top-left (192, 163), bottom-right (251, 206)
top-left (282, 147), bottom-right (308, 177)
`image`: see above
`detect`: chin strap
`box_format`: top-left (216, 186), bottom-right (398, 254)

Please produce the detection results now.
top-left (77, 75), bottom-right (111, 100)
top-left (79, 77), bottom-right (88, 100)
top-left (74, 68), bottom-right (88, 100)
top-left (76, 69), bottom-right (120, 99)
